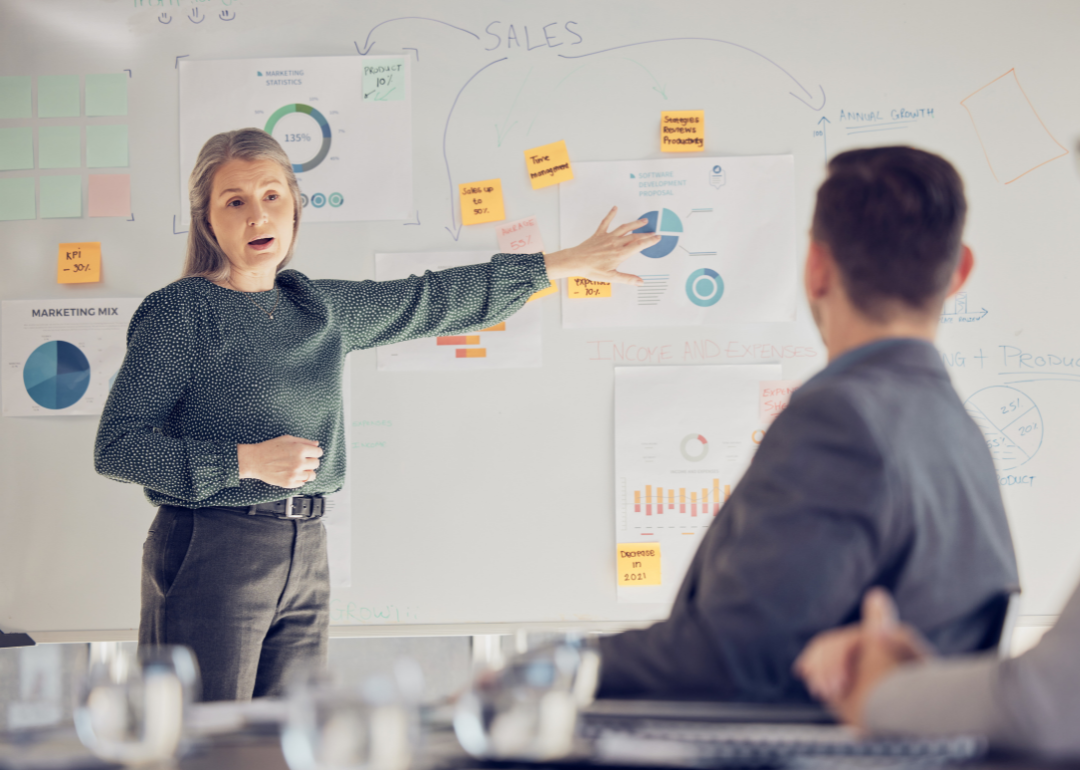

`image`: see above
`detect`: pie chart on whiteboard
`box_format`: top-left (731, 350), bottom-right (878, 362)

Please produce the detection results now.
top-left (23, 340), bottom-right (91, 410)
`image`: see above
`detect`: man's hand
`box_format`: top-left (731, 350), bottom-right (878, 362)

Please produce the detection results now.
top-left (237, 435), bottom-right (322, 488)
top-left (794, 588), bottom-right (933, 727)
top-left (542, 207), bottom-right (661, 286)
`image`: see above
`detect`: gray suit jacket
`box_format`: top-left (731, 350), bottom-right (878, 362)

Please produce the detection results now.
top-left (598, 338), bottom-right (1018, 701)
top-left (866, 580), bottom-right (1080, 758)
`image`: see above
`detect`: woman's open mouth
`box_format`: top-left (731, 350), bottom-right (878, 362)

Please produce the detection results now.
top-left (248, 237), bottom-right (274, 251)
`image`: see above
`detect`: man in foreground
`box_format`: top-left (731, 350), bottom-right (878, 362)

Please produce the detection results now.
top-left (597, 147), bottom-right (1019, 701)
top-left (796, 585), bottom-right (1080, 758)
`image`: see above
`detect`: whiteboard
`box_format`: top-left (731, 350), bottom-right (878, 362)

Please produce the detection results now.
top-left (2, 0), bottom-right (1080, 641)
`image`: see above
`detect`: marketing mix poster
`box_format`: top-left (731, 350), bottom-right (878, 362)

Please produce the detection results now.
top-left (2, 299), bottom-right (140, 417)
top-left (560, 155), bottom-right (796, 328)
top-left (179, 55), bottom-right (412, 223)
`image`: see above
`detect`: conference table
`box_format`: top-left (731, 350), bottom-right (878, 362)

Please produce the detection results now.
top-left (2, 723), bottom-right (1077, 770)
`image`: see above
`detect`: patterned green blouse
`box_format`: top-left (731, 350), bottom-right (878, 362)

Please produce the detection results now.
top-left (94, 253), bottom-right (549, 508)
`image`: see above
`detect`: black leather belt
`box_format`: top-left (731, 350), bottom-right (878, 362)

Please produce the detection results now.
top-left (247, 495), bottom-right (325, 520)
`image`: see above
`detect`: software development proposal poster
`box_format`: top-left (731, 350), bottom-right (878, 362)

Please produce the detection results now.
top-left (2, 299), bottom-right (140, 417)
top-left (179, 56), bottom-right (412, 223)
top-left (559, 155), bottom-right (796, 328)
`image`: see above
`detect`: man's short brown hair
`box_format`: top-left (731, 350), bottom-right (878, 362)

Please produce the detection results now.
top-left (811, 147), bottom-right (967, 321)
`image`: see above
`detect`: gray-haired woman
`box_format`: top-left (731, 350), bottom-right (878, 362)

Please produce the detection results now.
top-left (94, 128), bottom-right (659, 701)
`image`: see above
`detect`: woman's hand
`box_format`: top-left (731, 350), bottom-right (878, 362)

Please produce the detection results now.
top-left (237, 436), bottom-right (323, 489)
top-left (543, 207), bottom-right (662, 286)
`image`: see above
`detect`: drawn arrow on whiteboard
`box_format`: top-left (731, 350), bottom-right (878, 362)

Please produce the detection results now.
top-left (559, 37), bottom-right (826, 111)
top-left (495, 67), bottom-right (532, 147)
top-left (623, 58), bottom-right (667, 99)
top-left (355, 17), bottom-right (479, 56)
top-left (817, 116), bottom-right (830, 161)
top-left (444, 57), bottom-right (509, 241)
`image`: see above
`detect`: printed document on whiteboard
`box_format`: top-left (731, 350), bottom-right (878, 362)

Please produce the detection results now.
top-left (560, 155), bottom-right (795, 328)
top-left (614, 364), bottom-right (781, 604)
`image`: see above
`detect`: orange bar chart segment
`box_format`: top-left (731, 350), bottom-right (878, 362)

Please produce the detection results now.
top-left (455, 349), bottom-right (487, 358)
top-left (437, 335), bottom-right (480, 345)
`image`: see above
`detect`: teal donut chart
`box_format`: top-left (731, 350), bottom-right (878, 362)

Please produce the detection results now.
top-left (686, 268), bottom-right (724, 307)
top-left (264, 103), bottom-right (332, 173)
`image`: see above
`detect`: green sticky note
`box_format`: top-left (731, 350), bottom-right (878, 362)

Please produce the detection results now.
top-left (363, 58), bottom-right (405, 102)
top-left (0, 127), bottom-right (34, 171)
top-left (0, 177), bottom-right (36, 221)
top-left (85, 73), bottom-right (127, 116)
top-left (40, 175), bottom-right (82, 218)
top-left (38, 75), bottom-right (81, 117)
top-left (0, 76), bottom-right (32, 118)
top-left (39, 125), bottom-right (81, 168)
top-left (87, 124), bottom-right (128, 168)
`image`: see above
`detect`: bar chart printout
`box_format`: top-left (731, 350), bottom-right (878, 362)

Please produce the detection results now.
top-left (374, 252), bottom-right (542, 371)
top-left (614, 364), bottom-right (781, 604)
top-left (634, 479), bottom-right (731, 516)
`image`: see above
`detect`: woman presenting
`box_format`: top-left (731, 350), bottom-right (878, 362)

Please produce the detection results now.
top-left (95, 128), bottom-right (659, 701)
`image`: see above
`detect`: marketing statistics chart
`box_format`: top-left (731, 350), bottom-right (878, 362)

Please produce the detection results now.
top-left (614, 364), bottom-right (781, 604)
top-left (375, 252), bottom-right (542, 371)
top-left (179, 56), bottom-right (412, 223)
top-left (559, 156), bottom-right (796, 328)
top-left (2, 299), bottom-right (140, 417)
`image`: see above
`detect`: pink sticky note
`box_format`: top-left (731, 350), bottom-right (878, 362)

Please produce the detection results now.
top-left (88, 174), bottom-right (131, 217)
top-left (496, 216), bottom-right (546, 255)
top-left (760, 380), bottom-right (800, 423)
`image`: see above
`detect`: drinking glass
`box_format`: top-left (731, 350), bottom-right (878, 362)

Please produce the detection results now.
top-left (74, 645), bottom-right (200, 766)
top-left (280, 661), bottom-right (422, 770)
top-left (453, 635), bottom-right (600, 760)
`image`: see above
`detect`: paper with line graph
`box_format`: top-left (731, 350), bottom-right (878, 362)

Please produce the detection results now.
top-left (374, 251), bottom-right (541, 371)
top-left (559, 155), bottom-right (796, 328)
top-left (614, 364), bottom-right (780, 604)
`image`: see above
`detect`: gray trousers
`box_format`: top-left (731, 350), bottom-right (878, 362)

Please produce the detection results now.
top-left (140, 505), bottom-right (329, 701)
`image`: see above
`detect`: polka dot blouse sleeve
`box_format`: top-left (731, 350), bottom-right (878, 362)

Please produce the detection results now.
top-left (94, 291), bottom-right (241, 503)
top-left (316, 252), bottom-right (550, 351)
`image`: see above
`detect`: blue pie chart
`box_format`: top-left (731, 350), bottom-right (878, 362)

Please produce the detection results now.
top-left (23, 340), bottom-right (91, 410)
top-left (634, 209), bottom-right (684, 258)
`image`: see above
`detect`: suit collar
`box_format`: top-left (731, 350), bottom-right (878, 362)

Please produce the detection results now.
top-left (806, 338), bottom-right (946, 387)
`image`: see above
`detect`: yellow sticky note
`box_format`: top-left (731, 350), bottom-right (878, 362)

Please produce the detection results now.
top-left (57, 242), bottom-right (101, 284)
top-left (617, 543), bottom-right (662, 586)
top-left (661, 110), bottom-right (705, 152)
top-left (460, 179), bottom-right (505, 226)
top-left (524, 140), bottom-right (574, 189)
top-left (567, 277), bottom-right (611, 298)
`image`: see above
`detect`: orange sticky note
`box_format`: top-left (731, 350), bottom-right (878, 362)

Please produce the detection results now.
top-left (760, 380), bottom-right (800, 423)
top-left (459, 179), bottom-right (505, 226)
top-left (524, 140), bottom-right (574, 189)
top-left (617, 543), bottom-right (662, 586)
top-left (661, 110), bottom-right (705, 152)
top-left (57, 242), bottom-right (102, 284)
top-left (567, 277), bottom-right (611, 298)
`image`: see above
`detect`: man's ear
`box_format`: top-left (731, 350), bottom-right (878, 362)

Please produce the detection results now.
top-left (805, 240), bottom-right (833, 301)
top-left (945, 245), bottom-right (974, 297)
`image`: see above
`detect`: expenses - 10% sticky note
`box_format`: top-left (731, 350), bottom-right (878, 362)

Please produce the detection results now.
top-left (460, 179), bottom-right (505, 226)
top-left (524, 140), bottom-right (574, 190)
top-left (617, 543), bottom-right (661, 586)
top-left (567, 277), bottom-right (611, 298)
top-left (661, 110), bottom-right (705, 152)
top-left (58, 242), bottom-right (101, 284)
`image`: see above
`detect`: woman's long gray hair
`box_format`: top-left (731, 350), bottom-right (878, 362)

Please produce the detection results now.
top-left (181, 128), bottom-right (302, 281)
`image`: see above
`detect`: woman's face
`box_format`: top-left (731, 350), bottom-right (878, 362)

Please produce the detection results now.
top-left (207, 157), bottom-right (295, 274)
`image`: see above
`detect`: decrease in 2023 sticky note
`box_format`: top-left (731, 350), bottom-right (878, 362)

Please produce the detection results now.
top-left (179, 56), bottom-right (412, 224)
top-left (2, 299), bottom-right (141, 417)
